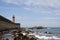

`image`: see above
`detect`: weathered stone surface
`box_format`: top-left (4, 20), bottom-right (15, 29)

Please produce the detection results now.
top-left (0, 15), bottom-right (20, 31)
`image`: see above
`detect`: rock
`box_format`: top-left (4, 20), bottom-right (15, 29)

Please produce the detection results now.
top-left (29, 37), bottom-right (36, 40)
top-left (45, 31), bottom-right (52, 34)
top-left (22, 35), bottom-right (29, 40)
top-left (3, 38), bottom-right (9, 40)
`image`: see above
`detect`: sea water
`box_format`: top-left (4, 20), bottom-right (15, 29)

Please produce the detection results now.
top-left (30, 27), bottom-right (60, 40)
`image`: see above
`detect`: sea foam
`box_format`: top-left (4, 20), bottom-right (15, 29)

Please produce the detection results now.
top-left (28, 32), bottom-right (60, 40)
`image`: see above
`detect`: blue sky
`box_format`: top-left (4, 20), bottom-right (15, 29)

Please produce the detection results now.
top-left (0, 0), bottom-right (60, 27)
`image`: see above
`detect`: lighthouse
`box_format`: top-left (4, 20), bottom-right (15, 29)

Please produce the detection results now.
top-left (12, 15), bottom-right (15, 23)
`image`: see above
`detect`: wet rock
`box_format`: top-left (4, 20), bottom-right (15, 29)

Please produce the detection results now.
top-left (29, 37), bottom-right (36, 40)
top-left (45, 31), bottom-right (52, 34)
top-left (22, 35), bottom-right (29, 40)
top-left (3, 38), bottom-right (9, 40)
top-left (14, 37), bottom-right (21, 40)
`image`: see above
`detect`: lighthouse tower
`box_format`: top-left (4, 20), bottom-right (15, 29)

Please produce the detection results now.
top-left (12, 15), bottom-right (15, 23)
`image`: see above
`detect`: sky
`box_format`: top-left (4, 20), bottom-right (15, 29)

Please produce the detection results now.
top-left (0, 0), bottom-right (60, 27)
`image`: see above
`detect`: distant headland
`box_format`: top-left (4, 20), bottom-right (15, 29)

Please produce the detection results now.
top-left (29, 26), bottom-right (47, 29)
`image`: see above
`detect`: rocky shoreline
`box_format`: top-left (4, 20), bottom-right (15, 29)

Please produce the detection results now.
top-left (1, 29), bottom-right (37, 40)
top-left (1, 29), bottom-right (60, 40)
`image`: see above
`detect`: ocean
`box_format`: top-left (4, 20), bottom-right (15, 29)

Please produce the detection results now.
top-left (30, 27), bottom-right (60, 40)
top-left (31, 27), bottom-right (60, 35)
top-left (2, 27), bottom-right (60, 40)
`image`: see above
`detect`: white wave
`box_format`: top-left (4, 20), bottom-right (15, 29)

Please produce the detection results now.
top-left (28, 33), bottom-right (60, 40)
top-left (35, 35), bottom-right (60, 39)
top-left (22, 33), bottom-right (27, 35)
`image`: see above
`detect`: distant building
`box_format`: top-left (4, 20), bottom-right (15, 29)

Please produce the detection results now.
top-left (0, 15), bottom-right (20, 31)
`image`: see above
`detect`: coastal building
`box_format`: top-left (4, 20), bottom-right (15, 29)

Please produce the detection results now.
top-left (0, 15), bottom-right (20, 31)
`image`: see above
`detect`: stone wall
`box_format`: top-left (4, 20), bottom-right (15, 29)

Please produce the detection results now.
top-left (0, 20), bottom-right (20, 31)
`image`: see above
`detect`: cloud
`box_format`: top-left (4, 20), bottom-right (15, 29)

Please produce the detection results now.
top-left (2, 0), bottom-right (23, 5)
top-left (24, 7), bottom-right (60, 16)
top-left (2, 0), bottom-right (60, 20)
top-left (2, 0), bottom-right (60, 7)
top-left (15, 16), bottom-right (60, 27)
top-left (1, 0), bottom-right (60, 16)
top-left (15, 16), bottom-right (60, 22)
